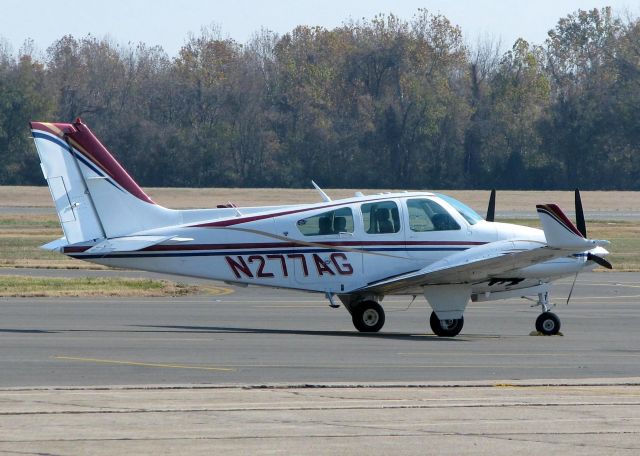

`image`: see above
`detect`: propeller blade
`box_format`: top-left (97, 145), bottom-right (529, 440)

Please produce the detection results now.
top-left (575, 188), bottom-right (586, 237)
top-left (486, 189), bottom-right (496, 222)
top-left (587, 253), bottom-right (613, 270)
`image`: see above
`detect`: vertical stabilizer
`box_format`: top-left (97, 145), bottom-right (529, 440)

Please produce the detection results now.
top-left (31, 119), bottom-right (180, 243)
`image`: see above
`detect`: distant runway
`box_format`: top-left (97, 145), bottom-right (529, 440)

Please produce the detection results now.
top-left (4, 205), bottom-right (640, 220)
top-left (1, 271), bottom-right (639, 387)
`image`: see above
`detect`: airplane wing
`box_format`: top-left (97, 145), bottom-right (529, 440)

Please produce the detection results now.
top-left (356, 204), bottom-right (608, 295)
top-left (355, 240), bottom-right (559, 294)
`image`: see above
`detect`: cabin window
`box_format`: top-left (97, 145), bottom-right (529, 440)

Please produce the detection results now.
top-left (361, 201), bottom-right (401, 234)
top-left (407, 199), bottom-right (461, 232)
top-left (296, 207), bottom-right (354, 236)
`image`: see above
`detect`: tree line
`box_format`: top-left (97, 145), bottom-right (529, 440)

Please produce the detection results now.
top-left (1, 7), bottom-right (639, 190)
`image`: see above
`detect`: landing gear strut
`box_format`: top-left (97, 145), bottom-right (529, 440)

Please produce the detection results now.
top-left (429, 311), bottom-right (464, 337)
top-left (352, 300), bottom-right (385, 333)
top-left (532, 292), bottom-right (561, 335)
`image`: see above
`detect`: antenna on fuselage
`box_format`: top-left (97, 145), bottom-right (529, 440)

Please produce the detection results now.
top-left (311, 180), bottom-right (331, 202)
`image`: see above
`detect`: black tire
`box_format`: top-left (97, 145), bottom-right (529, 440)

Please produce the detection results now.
top-left (429, 311), bottom-right (464, 337)
top-left (352, 301), bottom-right (385, 333)
top-left (535, 312), bottom-right (561, 335)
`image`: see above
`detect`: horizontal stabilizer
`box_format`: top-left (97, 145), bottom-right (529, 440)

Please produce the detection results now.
top-left (536, 204), bottom-right (608, 250)
top-left (86, 235), bottom-right (174, 254)
top-left (40, 237), bottom-right (69, 252)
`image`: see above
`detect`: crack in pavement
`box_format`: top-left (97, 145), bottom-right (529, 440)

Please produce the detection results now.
top-left (1, 400), bottom-right (639, 415)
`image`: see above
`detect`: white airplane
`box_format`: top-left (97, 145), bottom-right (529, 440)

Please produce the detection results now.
top-left (30, 119), bottom-right (612, 337)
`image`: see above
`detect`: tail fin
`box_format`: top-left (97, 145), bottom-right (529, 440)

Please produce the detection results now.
top-left (536, 204), bottom-right (607, 250)
top-left (30, 119), bottom-right (178, 244)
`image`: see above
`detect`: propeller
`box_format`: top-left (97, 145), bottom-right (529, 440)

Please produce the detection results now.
top-left (575, 188), bottom-right (612, 269)
top-left (586, 252), bottom-right (612, 269)
top-left (574, 188), bottom-right (586, 237)
top-left (565, 189), bottom-right (612, 305)
top-left (486, 189), bottom-right (496, 222)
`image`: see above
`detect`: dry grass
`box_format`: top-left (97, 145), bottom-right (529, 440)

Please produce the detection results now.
top-left (0, 221), bottom-right (106, 269)
top-left (0, 276), bottom-right (199, 297)
top-left (1, 186), bottom-right (638, 271)
top-left (2, 185), bottom-right (639, 214)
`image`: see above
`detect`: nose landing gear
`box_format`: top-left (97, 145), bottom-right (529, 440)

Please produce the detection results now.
top-left (532, 292), bottom-right (561, 336)
top-left (536, 311), bottom-right (561, 335)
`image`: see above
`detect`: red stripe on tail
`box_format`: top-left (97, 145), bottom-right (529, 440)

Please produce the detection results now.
top-left (538, 204), bottom-right (583, 237)
top-left (31, 119), bottom-right (155, 205)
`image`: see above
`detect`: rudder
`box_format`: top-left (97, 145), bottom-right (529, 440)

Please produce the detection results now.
top-left (31, 121), bottom-right (105, 244)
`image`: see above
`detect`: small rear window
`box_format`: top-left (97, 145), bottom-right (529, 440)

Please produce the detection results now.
top-left (297, 207), bottom-right (354, 236)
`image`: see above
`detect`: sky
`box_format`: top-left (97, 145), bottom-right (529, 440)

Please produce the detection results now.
top-left (1, 0), bottom-right (637, 57)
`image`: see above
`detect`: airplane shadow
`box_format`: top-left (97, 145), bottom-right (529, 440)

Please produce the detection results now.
top-left (0, 328), bottom-right (57, 334)
top-left (133, 324), bottom-right (464, 342)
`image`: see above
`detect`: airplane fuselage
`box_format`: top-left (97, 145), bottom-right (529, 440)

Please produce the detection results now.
top-left (62, 191), bottom-right (595, 301)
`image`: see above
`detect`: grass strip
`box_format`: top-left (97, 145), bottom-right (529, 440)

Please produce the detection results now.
top-left (1, 214), bottom-right (638, 271)
top-left (0, 276), bottom-right (200, 297)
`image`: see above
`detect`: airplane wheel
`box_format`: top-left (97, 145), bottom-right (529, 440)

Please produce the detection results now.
top-left (430, 311), bottom-right (464, 337)
top-left (535, 312), bottom-right (561, 335)
top-left (352, 301), bottom-right (385, 333)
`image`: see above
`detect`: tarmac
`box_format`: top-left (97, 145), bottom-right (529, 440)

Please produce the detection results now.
top-left (0, 269), bottom-right (639, 454)
top-left (1, 379), bottom-right (639, 455)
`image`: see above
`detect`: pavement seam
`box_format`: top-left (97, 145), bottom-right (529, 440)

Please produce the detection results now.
top-left (2, 401), bottom-right (640, 415)
top-left (2, 378), bottom-right (640, 392)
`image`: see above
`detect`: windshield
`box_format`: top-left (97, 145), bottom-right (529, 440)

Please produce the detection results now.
top-left (434, 193), bottom-right (484, 225)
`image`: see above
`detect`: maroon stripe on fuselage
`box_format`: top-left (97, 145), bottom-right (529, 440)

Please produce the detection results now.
top-left (63, 240), bottom-right (487, 254)
top-left (191, 196), bottom-right (407, 228)
top-left (142, 240), bottom-right (486, 251)
top-left (63, 245), bottom-right (92, 253)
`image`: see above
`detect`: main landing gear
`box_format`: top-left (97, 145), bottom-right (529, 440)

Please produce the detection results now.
top-left (532, 292), bottom-right (561, 336)
top-left (351, 300), bottom-right (385, 333)
top-left (345, 292), bottom-right (562, 336)
top-left (429, 311), bottom-right (464, 337)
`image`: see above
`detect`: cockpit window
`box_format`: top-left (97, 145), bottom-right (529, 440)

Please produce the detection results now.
top-left (361, 201), bottom-right (401, 234)
top-left (407, 199), bottom-right (461, 232)
top-left (434, 193), bottom-right (483, 225)
top-left (297, 207), bottom-right (354, 236)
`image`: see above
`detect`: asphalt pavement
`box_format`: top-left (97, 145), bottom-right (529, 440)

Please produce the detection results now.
top-left (0, 271), bottom-right (639, 386)
top-left (1, 269), bottom-right (639, 454)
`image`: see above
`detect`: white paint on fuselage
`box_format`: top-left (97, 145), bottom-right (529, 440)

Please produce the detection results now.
top-left (71, 191), bottom-right (602, 298)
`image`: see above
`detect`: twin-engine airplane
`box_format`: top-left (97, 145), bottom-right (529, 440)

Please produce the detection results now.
top-left (30, 119), bottom-right (612, 337)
